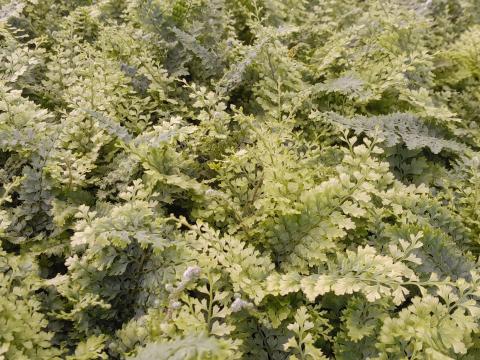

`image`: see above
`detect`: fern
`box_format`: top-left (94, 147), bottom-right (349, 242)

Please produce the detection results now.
top-left (3, 0), bottom-right (480, 358)
top-left (129, 333), bottom-right (239, 360)
top-left (323, 112), bottom-right (467, 154)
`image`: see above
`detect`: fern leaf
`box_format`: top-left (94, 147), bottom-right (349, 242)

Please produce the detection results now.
top-left (324, 112), bottom-right (467, 154)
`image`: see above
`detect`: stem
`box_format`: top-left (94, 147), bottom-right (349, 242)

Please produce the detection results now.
top-left (207, 273), bottom-right (214, 332)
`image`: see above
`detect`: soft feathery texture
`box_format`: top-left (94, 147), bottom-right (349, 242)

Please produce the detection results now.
top-left (1, 0), bottom-right (480, 359)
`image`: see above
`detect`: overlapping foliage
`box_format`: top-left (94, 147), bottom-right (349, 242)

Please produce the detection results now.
top-left (1, 0), bottom-right (480, 359)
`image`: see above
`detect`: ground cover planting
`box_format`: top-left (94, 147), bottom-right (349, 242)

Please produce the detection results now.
top-left (1, 0), bottom-right (480, 359)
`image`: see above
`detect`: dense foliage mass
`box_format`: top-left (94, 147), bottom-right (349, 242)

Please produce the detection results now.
top-left (1, 0), bottom-right (480, 358)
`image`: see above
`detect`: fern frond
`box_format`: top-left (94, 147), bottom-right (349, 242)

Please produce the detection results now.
top-left (323, 112), bottom-right (467, 154)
